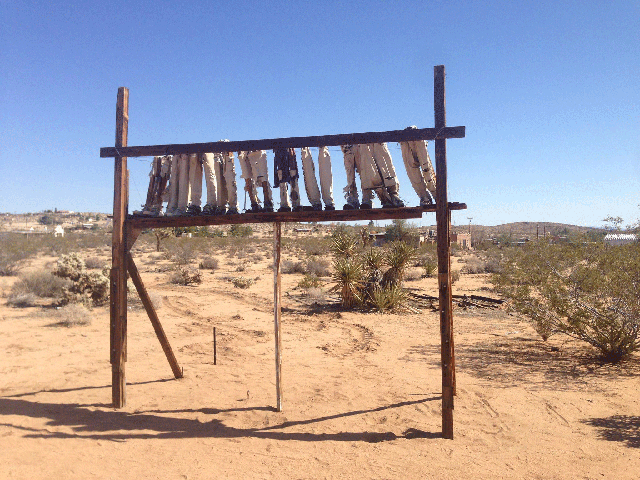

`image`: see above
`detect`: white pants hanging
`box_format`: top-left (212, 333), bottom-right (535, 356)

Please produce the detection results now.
top-left (202, 153), bottom-right (219, 207)
top-left (166, 153), bottom-right (190, 214)
top-left (342, 144), bottom-right (373, 205)
top-left (247, 150), bottom-right (273, 206)
top-left (238, 151), bottom-right (260, 206)
top-left (221, 151), bottom-right (239, 211)
top-left (400, 140), bottom-right (436, 202)
top-left (188, 153), bottom-right (203, 207)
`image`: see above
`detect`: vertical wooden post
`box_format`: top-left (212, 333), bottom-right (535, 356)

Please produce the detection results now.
top-left (273, 222), bottom-right (283, 412)
top-left (434, 66), bottom-right (454, 439)
top-left (111, 87), bottom-right (129, 408)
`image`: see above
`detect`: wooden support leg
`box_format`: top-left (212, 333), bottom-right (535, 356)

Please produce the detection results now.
top-left (434, 65), bottom-right (454, 439)
top-left (273, 221), bottom-right (283, 412)
top-left (111, 87), bottom-right (129, 408)
top-left (127, 253), bottom-right (183, 379)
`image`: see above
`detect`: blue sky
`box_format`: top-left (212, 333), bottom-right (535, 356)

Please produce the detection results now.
top-left (1, 0), bottom-right (638, 227)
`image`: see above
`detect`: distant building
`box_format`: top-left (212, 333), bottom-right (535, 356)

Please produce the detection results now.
top-left (450, 232), bottom-right (471, 249)
top-left (54, 225), bottom-right (64, 238)
top-left (604, 233), bottom-right (637, 246)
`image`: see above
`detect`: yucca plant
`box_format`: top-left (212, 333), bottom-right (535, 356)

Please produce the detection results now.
top-left (382, 241), bottom-right (416, 287)
top-left (330, 230), bottom-right (359, 258)
top-left (330, 257), bottom-right (364, 308)
top-left (368, 284), bottom-right (408, 312)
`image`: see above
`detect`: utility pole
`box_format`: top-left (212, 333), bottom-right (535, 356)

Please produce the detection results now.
top-left (467, 217), bottom-right (472, 235)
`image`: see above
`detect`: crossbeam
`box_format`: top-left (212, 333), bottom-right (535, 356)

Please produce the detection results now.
top-left (100, 126), bottom-right (465, 158)
top-left (125, 203), bottom-right (467, 230)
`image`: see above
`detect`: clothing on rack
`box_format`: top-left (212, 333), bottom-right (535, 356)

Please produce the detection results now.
top-left (301, 146), bottom-right (334, 210)
top-left (400, 127), bottom-right (436, 206)
top-left (274, 147), bottom-right (300, 211)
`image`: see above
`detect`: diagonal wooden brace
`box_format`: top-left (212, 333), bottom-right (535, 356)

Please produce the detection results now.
top-left (126, 252), bottom-right (183, 379)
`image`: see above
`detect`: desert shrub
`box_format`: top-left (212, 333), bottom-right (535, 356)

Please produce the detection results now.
top-left (11, 271), bottom-right (69, 298)
top-left (404, 269), bottom-right (421, 282)
top-left (170, 267), bottom-right (202, 286)
top-left (281, 260), bottom-right (306, 274)
top-left (493, 240), bottom-right (640, 362)
top-left (461, 256), bottom-right (486, 274)
top-left (296, 236), bottom-right (331, 256)
top-left (6, 292), bottom-right (37, 308)
top-left (53, 253), bottom-right (109, 306)
top-left (231, 276), bottom-right (254, 289)
top-left (385, 219), bottom-right (415, 243)
top-left (165, 244), bottom-right (197, 266)
top-left (305, 287), bottom-right (325, 301)
top-left (229, 224), bottom-right (253, 237)
top-left (298, 274), bottom-right (322, 290)
top-left (368, 284), bottom-right (408, 312)
top-left (451, 270), bottom-right (460, 284)
top-left (48, 304), bottom-right (92, 327)
top-left (305, 257), bottom-right (331, 277)
top-left (85, 256), bottom-right (105, 269)
top-left (199, 256), bottom-right (219, 270)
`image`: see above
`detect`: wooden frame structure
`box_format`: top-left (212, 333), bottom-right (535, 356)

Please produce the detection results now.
top-left (100, 65), bottom-right (465, 439)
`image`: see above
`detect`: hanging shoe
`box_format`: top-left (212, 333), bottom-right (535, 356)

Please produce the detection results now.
top-left (419, 194), bottom-right (434, 207)
top-left (186, 204), bottom-right (202, 216)
top-left (263, 203), bottom-right (274, 213)
top-left (324, 204), bottom-right (336, 211)
top-left (278, 206), bottom-right (291, 213)
top-left (360, 203), bottom-right (372, 210)
top-left (226, 208), bottom-right (239, 215)
top-left (202, 204), bottom-right (216, 215)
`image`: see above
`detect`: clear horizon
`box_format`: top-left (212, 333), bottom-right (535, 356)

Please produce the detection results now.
top-left (2, 1), bottom-right (638, 228)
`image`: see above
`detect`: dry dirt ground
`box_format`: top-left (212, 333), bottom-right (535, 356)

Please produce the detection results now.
top-left (1, 237), bottom-right (639, 479)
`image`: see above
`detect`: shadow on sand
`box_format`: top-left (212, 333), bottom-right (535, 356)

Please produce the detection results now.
top-left (582, 415), bottom-right (640, 449)
top-left (0, 385), bottom-right (441, 443)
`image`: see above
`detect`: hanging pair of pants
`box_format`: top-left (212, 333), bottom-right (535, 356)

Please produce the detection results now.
top-left (137, 156), bottom-right (171, 215)
top-left (274, 147), bottom-right (300, 209)
top-left (202, 151), bottom-right (239, 212)
top-left (248, 150), bottom-right (273, 208)
top-left (400, 139), bottom-right (436, 204)
top-left (166, 153), bottom-right (191, 215)
top-left (238, 150), bottom-right (273, 208)
top-left (188, 153), bottom-right (203, 208)
top-left (217, 151), bottom-right (239, 211)
top-left (341, 144), bottom-right (373, 207)
top-left (301, 146), bottom-right (334, 208)
top-left (237, 151), bottom-right (260, 207)
top-left (359, 143), bottom-right (402, 206)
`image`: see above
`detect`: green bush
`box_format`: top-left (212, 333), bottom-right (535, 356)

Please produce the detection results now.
top-left (229, 224), bottom-right (253, 237)
top-left (493, 240), bottom-right (640, 362)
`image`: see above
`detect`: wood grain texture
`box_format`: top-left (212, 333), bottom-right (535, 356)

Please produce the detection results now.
top-left (100, 126), bottom-right (465, 158)
top-left (434, 65), bottom-right (454, 440)
top-left (273, 222), bottom-right (283, 412)
top-left (111, 87), bottom-right (129, 408)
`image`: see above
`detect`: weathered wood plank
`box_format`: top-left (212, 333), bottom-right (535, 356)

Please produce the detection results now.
top-left (100, 126), bottom-right (465, 158)
top-left (127, 253), bottom-right (183, 379)
top-left (273, 222), bottom-right (283, 412)
top-left (124, 204), bottom-right (467, 232)
top-left (111, 87), bottom-right (129, 408)
top-left (434, 65), bottom-right (454, 440)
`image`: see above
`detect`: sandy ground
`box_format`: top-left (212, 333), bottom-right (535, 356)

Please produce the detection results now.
top-left (1, 240), bottom-right (639, 480)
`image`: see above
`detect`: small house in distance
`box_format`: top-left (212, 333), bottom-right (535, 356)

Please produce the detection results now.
top-left (450, 232), bottom-right (471, 249)
top-left (604, 233), bottom-right (637, 246)
top-left (54, 225), bottom-right (64, 238)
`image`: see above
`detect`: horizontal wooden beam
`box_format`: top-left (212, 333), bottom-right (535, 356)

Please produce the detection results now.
top-left (100, 126), bottom-right (466, 158)
top-left (125, 203), bottom-right (467, 230)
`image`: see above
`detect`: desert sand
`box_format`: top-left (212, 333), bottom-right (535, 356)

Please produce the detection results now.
top-left (1, 233), bottom-right (638, 480)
